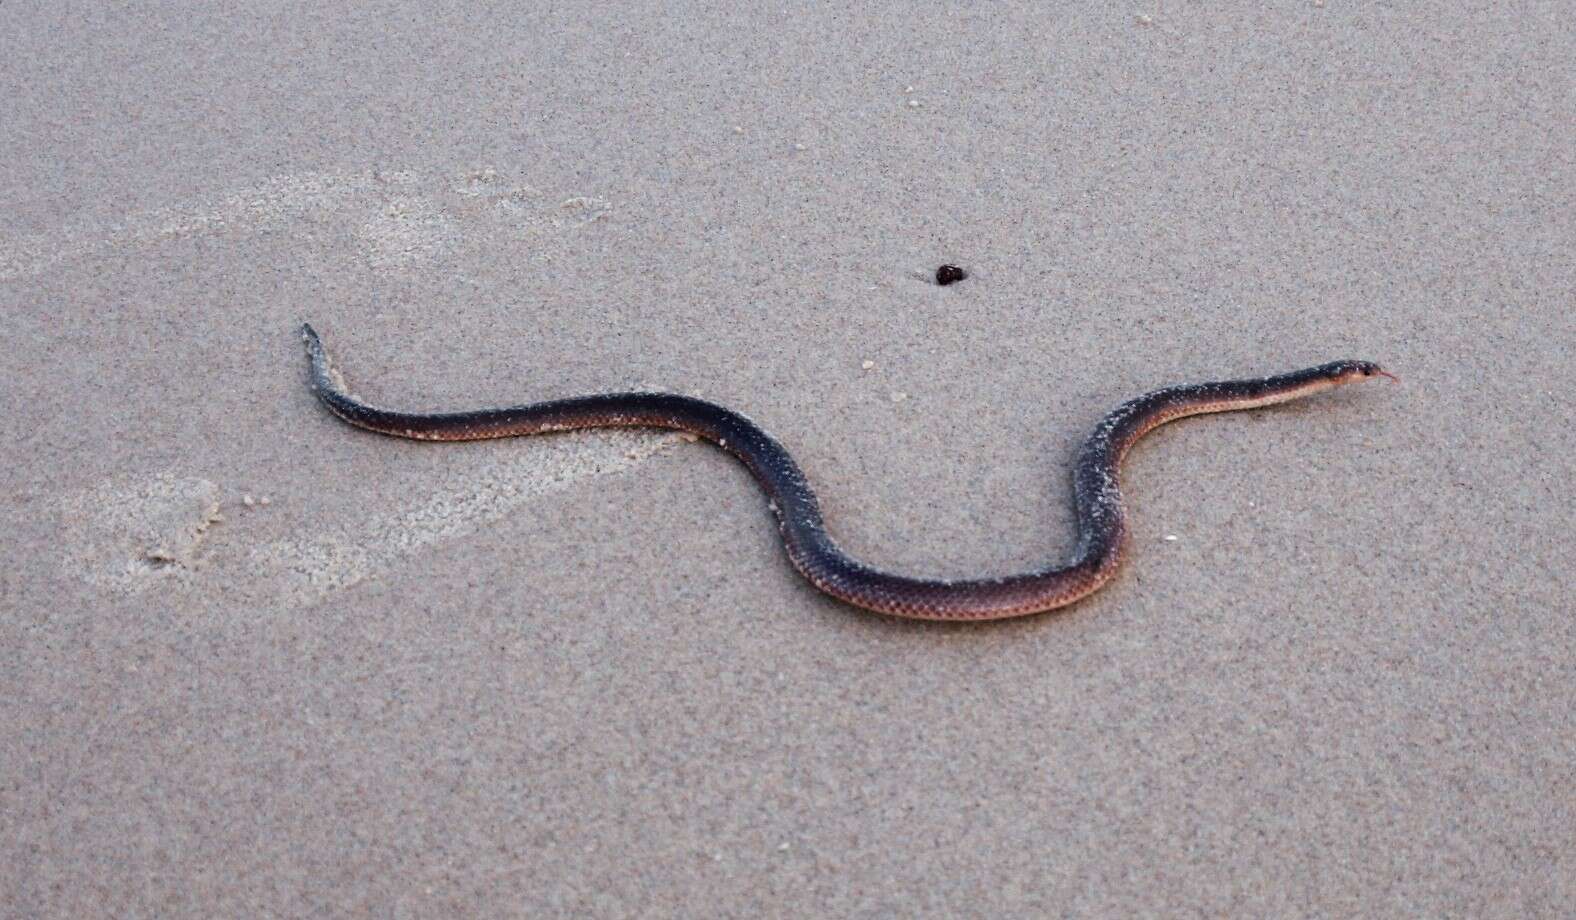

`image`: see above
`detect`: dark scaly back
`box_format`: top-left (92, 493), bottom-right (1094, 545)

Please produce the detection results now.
top-left (302, 323), bottom-right (1386, 620)
top-left (1069, 364), bottom-right (1355, 572)
top-left (305, 323), bottom-right (838, 564)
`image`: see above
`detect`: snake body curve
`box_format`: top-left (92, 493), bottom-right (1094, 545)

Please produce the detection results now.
top-left (301, 323), bottom-right (1391, 621)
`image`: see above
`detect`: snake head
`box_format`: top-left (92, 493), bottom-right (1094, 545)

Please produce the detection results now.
top-left (1328, 360), bottom-right (1399, 384)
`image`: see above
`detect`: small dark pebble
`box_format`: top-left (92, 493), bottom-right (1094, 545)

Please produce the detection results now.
top-left (935, 265), bottom-right (968, 286)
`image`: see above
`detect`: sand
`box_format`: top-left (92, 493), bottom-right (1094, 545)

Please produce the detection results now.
top-left (3, 3), bottom-right (1573, 916)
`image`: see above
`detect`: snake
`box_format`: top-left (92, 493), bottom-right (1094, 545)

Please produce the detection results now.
top-left (301, 323), bottom-right (1393, 621)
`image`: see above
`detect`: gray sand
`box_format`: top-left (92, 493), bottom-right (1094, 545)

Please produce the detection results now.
top-left (3, 4), bottom-right (1572, 916)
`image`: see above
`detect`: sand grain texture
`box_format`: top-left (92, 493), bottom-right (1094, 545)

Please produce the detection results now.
top-left (3, 3), bottom-right (1573, 917)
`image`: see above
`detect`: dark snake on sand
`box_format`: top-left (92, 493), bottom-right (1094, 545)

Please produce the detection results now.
top-left (301, 323), bottom-right (1393, 620)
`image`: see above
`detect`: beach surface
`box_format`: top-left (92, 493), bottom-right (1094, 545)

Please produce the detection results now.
top-left (3, 3), bottom-right (1572, 916)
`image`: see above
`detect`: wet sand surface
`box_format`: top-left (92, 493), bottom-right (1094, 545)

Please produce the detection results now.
top-left (4, 4), bottom-right (1573, 916)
